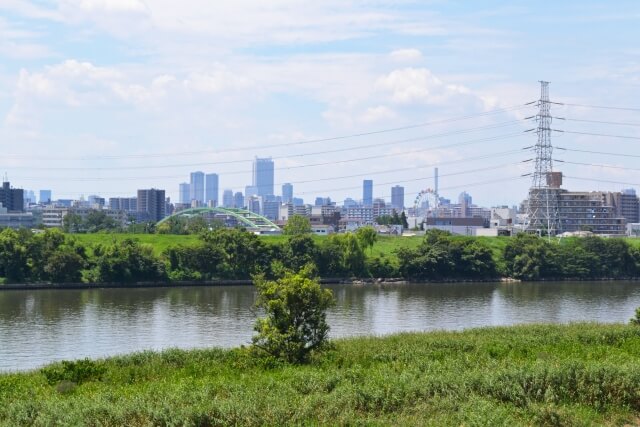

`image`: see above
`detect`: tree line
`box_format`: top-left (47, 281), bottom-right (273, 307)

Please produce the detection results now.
top-left (2, 227), bottom-right (640, 284)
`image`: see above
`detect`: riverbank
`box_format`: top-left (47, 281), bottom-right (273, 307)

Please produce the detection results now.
top-left (1, 323), bottom-right (639, 425)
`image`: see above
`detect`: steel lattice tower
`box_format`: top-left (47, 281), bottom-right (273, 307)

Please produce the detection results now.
top-left (526, 81), bottom-right (560, 236)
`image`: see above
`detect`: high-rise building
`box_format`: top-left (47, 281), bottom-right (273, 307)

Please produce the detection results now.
top-left (205, 173), bottom-right (219, 207)
top-left (24, 190), bottom-right (36, 205)
top-left (179, 183), bottom-right (190, 204)
top-left (190, 171), bottom-right (205, 204)
top-left (88, 195), bottom-right (105, 209)
top-left (233, 192), bottom-right (244, 209)
top-left (39, 190), bottom-right (52, 205)
top-left (222, 189), bottom-right (234, 208)
top-left (109, 197), bottom-right (137, 212)
top-left (459, 191), bottom-right (472, 217)
top-left (282, 183), bottom-right (293, 204)
top-left (0, 182), bottom-right (24, 212)
top-left (253, 157), bottom-right (274, 197)
top-left (391, 186), bottom-right (404, 211)
top-left (137, 189), bottom-right (166, 222)
top-left (621, 188), bottom-right (639, 224)
top-left (245, 185), bottom-right (258, 197)
top-left (343, 197), bottom-right (357, 208)
top-left (363, 180), bottom-right (373, 206)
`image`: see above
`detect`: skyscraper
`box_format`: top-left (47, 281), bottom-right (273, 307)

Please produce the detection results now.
top-left (39, 190), bottom-right (52, 205)
top-left (282, 183), bottom-right (293, 204)
top-left (179, 183), bottom-right (190, 204)
top-left (391, 185), bottom-right (404, 211)
top-left (233, 192), bottom-right (244, 209)
top-left (363, 179), bottom-right (373, 206)
top-left (253, 157), bottom-right (274, 197)
top-left (459, 191), bottom-right (472, 217)
top-left (190, 171), bottom-right (205, 204)
top-left (205, 173), bottom-right (219, 206)
top-left (137, 188), bottom-right (166, 222)
top-left (222, 189), bottom-right (234, 208)
top-left (0, 182), bottom-right (24, 212)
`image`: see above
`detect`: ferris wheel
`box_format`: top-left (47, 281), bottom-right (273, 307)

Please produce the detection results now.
top-left (413, 188), bottom-right (439, 218)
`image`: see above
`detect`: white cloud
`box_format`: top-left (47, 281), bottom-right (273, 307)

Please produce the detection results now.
top-left (390, 48), bottom-right (423, 62)
top-left (68, 0), bottom-right (147, 13)
top-left (376, 67), bottom-right (474, 105)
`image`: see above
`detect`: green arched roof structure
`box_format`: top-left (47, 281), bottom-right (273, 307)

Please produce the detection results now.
top-left (157, 207), bottom-right (280, 231)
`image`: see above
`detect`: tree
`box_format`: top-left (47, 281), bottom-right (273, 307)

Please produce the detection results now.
top-left (0, 229), bottom-right (30, 282)
top-left (252, 268), bottom-right (334, 363)
top-left (283, 215), bottom-right (312, 235)
top-left (400, 211), bottom-right (409, 229)
top-left (62, 213), bottom-right (83, 233)
top-left (356, 226), bottom-right (378, 254)
top-left (89, 239), bottom-right (166, 283)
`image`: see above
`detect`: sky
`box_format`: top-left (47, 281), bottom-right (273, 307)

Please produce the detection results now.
top-left (1, 0), bottom-right (639, 207)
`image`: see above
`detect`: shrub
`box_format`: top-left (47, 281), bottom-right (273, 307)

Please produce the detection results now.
top-left (41, 358), bottom-right (106, 385)
top-left (252, 269), bottom-right (335, 363)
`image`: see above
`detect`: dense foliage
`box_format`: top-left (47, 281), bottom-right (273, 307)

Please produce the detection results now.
top-left (2, 227), bottom-right (640, 284)
top-left (1, 324), bottom-right (639, 425)
top-left (503, 233), bottom-right (640, 280)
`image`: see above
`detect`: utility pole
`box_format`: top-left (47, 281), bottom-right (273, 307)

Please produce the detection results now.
top-left (526, 81), bottom-right (559, 237)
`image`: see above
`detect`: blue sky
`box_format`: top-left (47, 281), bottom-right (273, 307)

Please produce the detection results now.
top-left (1, 0), bottom-right (639, 206)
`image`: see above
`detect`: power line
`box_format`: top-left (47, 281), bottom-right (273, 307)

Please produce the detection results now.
top-left (2, 104), bottom-right (533, 161)
top-left (562, 117), bottom-right (640, 127)
top-left (557, 160), bottom-right (640, 173)
top-left (558, 130), bottom-right (640, 141)
top-left (5, 130), bottom-right (527, 172)
top-left (559, 102), bottom-right (640, 112)
top-left (16, 149), bottom-right (525, 183)
top-left (556, 147), bottom-right (640, 159)
top-left (563, 175), bottom-right (640, 187)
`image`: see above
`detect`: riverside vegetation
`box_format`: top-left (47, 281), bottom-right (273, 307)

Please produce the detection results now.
top-left (3, 226), bottom-right (640, 284)
top-left (0, 323), bottom-right (639, 425)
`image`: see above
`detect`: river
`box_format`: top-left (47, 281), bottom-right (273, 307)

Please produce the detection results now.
top-left (1, 281), bottom-right (639, 372)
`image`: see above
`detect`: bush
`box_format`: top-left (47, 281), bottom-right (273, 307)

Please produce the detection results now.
top-left (41, 358), bottom-right (106, 385)
top-left (631, 308), bottom-right (640, 326)
top-left (252, 269), bottom-right (335, 363)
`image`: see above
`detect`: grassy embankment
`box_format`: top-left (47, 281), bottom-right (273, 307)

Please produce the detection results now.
top-left (2, 323), bottom-right (640, 425)
top-left (72, 233), bottom-right (509, 256)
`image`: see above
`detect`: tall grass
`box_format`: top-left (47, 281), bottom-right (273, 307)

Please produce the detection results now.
top-left (1, 323), bottom-right (639, 425)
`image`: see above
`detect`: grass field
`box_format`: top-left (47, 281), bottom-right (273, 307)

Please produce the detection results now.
top-left (2, 323), bottom-right (640, 425)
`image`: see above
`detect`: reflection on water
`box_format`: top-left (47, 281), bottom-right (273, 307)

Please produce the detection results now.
top-left (1, 281), bottom-right (639, 371)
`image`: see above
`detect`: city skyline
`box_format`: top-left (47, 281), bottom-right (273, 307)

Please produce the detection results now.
top-left (0, 2), bottom-right (639, 206)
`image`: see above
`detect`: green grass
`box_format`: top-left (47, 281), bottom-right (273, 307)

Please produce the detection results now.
top-left (2, 323), bottom-right (640, 425)
top-left (72, 233), bottom-right (201, 255)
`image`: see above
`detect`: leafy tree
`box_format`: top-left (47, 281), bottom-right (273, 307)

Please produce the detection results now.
top-left (283, 215), bottom-right (312, 235)
top-left (62, 213), bottom-right (83, 233)
top-left (43, 248), bottom-right (86, 283)
top-left (89, 239), bottom-right (166, 283)
top-left (84, 210), bottom-right (119, 233)
top-left (356, 226), bottom-right (378, 254)
top-left (281, 234), bottom-right (318, 272)
top-left (200, 229), bottom-right (270, 279)
top-left (503, 233), bottom-right (559, 280)
top-left (400, 211), bottom-right (409, 229)
top-left (0, 228), bottom-right (30, 282)
top-left (631, 307), bottom-right (640, 326)
top-left (252, 268), bottom-right (334, 363)
top-left (396, 230), bottom-right (496, 280)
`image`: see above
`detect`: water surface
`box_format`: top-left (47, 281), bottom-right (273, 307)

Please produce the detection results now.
top-left (1, 281), bottom-right (639, 371)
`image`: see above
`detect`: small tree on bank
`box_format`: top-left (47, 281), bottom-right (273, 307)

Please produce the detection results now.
top-left (252, 268), bottom-right (334, 363)
top-left (631, 307), bottom-right (640, 326)
top-left (283, 215), bottom-right (312, 236)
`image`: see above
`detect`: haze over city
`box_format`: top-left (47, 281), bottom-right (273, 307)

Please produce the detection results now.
top-left (1, 1), bottom-right (639, 206)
